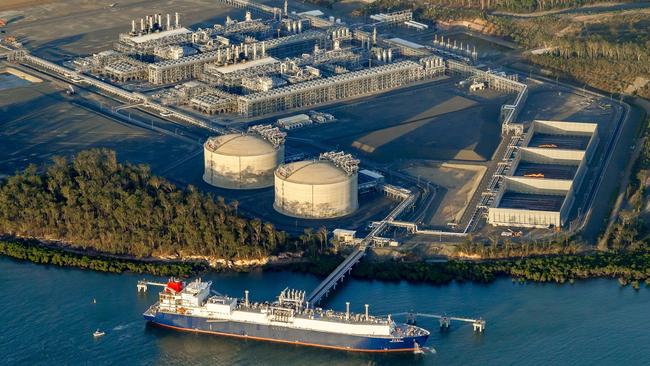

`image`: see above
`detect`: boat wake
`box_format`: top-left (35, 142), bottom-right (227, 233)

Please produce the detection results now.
top-left (113, 322), bottom-right (138, 331)
top-left (415, 346), bottom-right (436, 355)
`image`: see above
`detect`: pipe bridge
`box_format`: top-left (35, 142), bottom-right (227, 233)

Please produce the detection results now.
top-left (306, 191), bottom-right (416, 306)
top-left (305, 244), bottom-right (367, 307)
top-left (13, 51), bottom-right (226, 134)
top-left (370, 220), bottom-right (468, 237)
top-left (136, 280), bottom-right (167, 292)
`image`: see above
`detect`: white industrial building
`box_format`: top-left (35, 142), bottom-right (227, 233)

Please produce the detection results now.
top-left (332, 229), bottom-right (356, 244)
top-left (488, 120), bottom-right (599, 228)
top-left (274, 151), bottom-right (359, 219)
top-left (276, 114), bottom-right (312, 130)
top-left (203, 126), bottom-right (286, 189)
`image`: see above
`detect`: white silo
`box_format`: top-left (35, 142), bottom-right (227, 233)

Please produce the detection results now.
top-left (274, 152), bottom-right (359, 219)
top-left (203, 126), bottom-right (285, 189)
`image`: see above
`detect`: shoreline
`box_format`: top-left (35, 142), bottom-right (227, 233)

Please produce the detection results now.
top-left (2, 237), bottom-right (649, 289)
top-left (0, 238), bottom-right (210, 277)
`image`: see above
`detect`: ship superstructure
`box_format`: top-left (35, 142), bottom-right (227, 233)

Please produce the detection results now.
top-left (143, 278), bottom-right (429, 352)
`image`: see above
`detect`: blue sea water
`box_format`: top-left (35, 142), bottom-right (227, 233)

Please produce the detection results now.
top-left (1, 256), bottom-right (648, 365)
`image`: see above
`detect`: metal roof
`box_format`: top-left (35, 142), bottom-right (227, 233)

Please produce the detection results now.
top-left (128, 28), bottom-right (191, 44)
top-left (276, 160), bottom-right (352, 184)
top-left (205, 134), bottom-right (277, 156)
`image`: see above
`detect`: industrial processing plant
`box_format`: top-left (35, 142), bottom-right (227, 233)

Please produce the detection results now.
top-left (488, 120), bottom-right (599, 228)
top-left (0, 0), bottom-right (623, 246)
top-left (66, 5), bottom-right (446, 120)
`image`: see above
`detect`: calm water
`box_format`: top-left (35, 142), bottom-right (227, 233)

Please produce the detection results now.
top-left (1, 256), bottom-right (648, 366)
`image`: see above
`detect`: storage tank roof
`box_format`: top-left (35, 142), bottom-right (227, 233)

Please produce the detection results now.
top-left (277, 160), bottom-right (351, 184)
top-left (205, 134), bottom-right (277, 156)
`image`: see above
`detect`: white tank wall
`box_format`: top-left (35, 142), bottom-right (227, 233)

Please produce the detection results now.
top-left (204, 145), bottom-right (284, 189)
top-left (488, 207), bottom-right (561, 228)
top-left (274, 173), bottom-right (358, 218)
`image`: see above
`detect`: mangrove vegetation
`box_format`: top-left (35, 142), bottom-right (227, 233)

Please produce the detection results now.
top-left (0, 238), bottom-right (207, 276)
top-left (282, 250), bottom-right (650, 286)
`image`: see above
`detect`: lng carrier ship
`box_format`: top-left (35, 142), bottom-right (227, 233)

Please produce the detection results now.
top-left (143, 278), bottom-right (430, 352)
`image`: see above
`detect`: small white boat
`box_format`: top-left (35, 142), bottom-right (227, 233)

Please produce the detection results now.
top-left (93, 329), bottom-right (105, 338)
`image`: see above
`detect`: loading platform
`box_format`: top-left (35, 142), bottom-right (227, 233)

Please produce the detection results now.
top-left (136, 280), bottom-right (167, 292)
top-left (393, 312), bottom-right (486, 332)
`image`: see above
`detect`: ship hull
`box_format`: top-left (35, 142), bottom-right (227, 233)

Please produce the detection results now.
top-left (145, 312), bottom-right (428, 352)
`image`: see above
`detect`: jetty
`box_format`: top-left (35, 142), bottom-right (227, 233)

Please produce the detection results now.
top-left (397, 313), bottom-right (487, 332)
top-left (306, 192), bottom-right (415, 306)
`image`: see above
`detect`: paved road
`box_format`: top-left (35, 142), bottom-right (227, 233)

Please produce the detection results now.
top-left (597, 98), bottom-right (650, 246)
top-left (578, 98), bottom-right (644, 242)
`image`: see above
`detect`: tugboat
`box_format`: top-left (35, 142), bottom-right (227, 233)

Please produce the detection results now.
top-left (143, 278), bottom-right (430, 353)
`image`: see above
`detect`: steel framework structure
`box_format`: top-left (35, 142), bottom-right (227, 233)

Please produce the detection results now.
top-left (237, 60), bottom-right (443, 117)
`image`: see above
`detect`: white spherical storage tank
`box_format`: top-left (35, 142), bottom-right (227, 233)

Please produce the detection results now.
top-left (274, 159), bottom-right (358, 219)
top-left (203, 133), bottom-right (284, 189)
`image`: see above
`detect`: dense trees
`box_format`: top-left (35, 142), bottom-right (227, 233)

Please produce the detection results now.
top-left (303, 0), bottom-right (338, 9)
top-left (0, 149), bottom-right (291, 259)
top-left (361, 0), bottom-right (621, 15)
top-left (527, 35), bottom-right (650, 98)
top-left (455, 235), bottom-right (584, 258)
top-left (282, 250), bottom-right (650, 285)
top-left (0, 238), bottom-right (207, 276)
